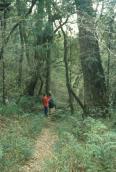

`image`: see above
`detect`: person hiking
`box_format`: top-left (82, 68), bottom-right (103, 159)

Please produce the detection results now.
top-left (47, 93), bottom-right (56, 115)
top-left (42, 94), bottom-right (49, 117)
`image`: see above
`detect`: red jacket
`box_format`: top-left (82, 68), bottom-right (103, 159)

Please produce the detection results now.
top-left (42, 96), bottom-right (49, 107)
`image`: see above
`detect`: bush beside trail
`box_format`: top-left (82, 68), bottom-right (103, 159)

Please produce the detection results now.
top-left (44, 115), bottom-right (116, 172)
top-left (0, 113), bottom-right (45, 172)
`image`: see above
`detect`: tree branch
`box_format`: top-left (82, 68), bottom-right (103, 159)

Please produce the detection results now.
top-left (0, 0), bottom-right (37, 60)
top-left (54, 17), bottom-right (69, 33)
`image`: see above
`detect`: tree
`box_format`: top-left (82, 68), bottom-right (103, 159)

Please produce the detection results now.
top-left (75, 0), bottom-right (108, 115)
top-left (60, 23), bottom-right (74, 114)
top-left (16, 0), bottom-right (25, 88)
top-left (0, 1), bottom-right (9, 104)
top-left (45, 0), bottom-right (53, 94)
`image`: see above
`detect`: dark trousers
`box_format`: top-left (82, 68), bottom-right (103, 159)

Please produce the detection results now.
top-left (44, 106), bottom-right (48, 116)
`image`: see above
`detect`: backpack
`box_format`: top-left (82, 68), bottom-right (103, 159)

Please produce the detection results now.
top-left (49, 98), bottom-right (55, 108)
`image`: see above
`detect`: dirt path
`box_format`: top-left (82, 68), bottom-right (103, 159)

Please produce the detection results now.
top-left (21, 121), bottom-right (58, 172)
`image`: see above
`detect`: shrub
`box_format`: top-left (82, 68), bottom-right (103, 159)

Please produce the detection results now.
top-left (20, 115), bottom-right (45, 138)
top-left (0, 114), bottom-right (45, 172)
top-left (0, 144), bottom-right (3, 160)
top-left (44, 117), bottom-right (116, 172)
top-left (18, 96), bottom-right (41, 113)
top-left (0, 103), bottom-right (23, 117)
top-left (0, 127), bottom-right (33, 171)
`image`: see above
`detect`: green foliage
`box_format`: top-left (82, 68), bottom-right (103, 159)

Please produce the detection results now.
top-left (0, 96), bottom-right (41, 117)
top-left (18, 96), bottom-right (35, 112)
top-left (0, 144), bottom-right (3, 160)
top-left (20, 115), bottom-right (45, 138)
top-left (0, 135), bottom-right (33, 169)
top-left (0, 115), bottom-right (45, 172)
top-left (18, 96), bottom-right (41, 113)
top-left (0, 103), bottom-right (23, 117)
top-left (44, 116), bottom-right (116, 172)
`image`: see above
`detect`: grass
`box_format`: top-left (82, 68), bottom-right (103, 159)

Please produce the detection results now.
top-left (0, 103), bottom-right (116, 172)
top-left (44, 112), bottom-right (116, 172)
top-left (0, 112), bottom-right (45, 172)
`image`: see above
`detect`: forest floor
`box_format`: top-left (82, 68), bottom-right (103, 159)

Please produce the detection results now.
top-left (21, 119), bottom-right (58, 172)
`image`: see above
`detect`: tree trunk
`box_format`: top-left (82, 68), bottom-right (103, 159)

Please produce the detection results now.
top-left (20, 22), bottom-right (30, 66)
top-left (16, 0), bottom-right (24, 88)
top-left (16, 0), bottom-right (30, 67)
top-left (38, 76), bottom-right (44, 96)
top-left (75, 0), bottom-right (108, 115)
top-left (45, 44), bottom-right (51, 94)
top-left (45, 0), bottom-right (53, 94)
top-left (1, 5), bottom-right (6, 104)
top-left (24, 73), bottom-right (38, 96)
top-left (17, 24), bottom-right (24, 88)
top-left (61, 27), bottom-right (74, 114)
top-left (23, 0), bottom-right (45, 96)
top-left (2, 60), bottom-right (5, 104)
top-left (106, 15), bottom-right (114, 103)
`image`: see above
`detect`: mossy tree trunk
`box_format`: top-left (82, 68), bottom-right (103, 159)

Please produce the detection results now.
top-left (16, 0), bottom-right (25, 88)
top-left (61, 27), bottom-right (74, 114)
top-left (1, 2), bottom-right (7, 104)
top-left (45, 0), bottom-right (53, 95)
top-left (24, 0), bottom-right (45, 96)
top-left (75, 0), bottom-right (108, 115)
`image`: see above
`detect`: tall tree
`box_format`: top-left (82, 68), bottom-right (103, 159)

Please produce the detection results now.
top-left (24, 0), bottom-right (45, 96)
top-left (45, 0), bottom-right (53, 94)
top-left (16, 0), bottom-right (25, 88)
top-left (0, 1), bottom-right (8, 104)
top-left (60, 24), bottom-right (74, 114)
top-left (75, 0), bottom-right (108, 114)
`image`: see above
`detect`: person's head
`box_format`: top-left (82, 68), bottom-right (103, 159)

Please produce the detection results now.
top-left (43, 93), bottom-right (46, 97)
top-left (48, 92), bottom-right (51, 97)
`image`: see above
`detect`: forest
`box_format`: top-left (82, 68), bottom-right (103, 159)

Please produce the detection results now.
top-left (0, 0), bottom-right (116, 172)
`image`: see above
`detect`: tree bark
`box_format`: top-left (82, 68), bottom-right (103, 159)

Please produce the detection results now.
top-left (17, 24), bottom-right (24, 88)
top-left (45, 44), bottom-right (51, 94)
top-left (106, 15), bottom-right (114, 103)
top-left (38, 76), bottom-right (44, 96)
top-left (1, 4), bottom-right (6, 104)
top-left (45, 0), bottom-right (53, 94)
top-left (75, 0), bottom-right (108, 114)
top-left (2, 60), bottom-right (5, 104)
top-left (61, 26), bottom-right (74, 114)
top-left (23, 0), bottom-right (45, 96)
top-left (24, 73), bottom-right (38, 96)
top-left (0, 0), bottom-right (37, 61)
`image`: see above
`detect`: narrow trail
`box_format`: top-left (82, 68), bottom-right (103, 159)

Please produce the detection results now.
top-left (21, 120), bottom-right (58, 172)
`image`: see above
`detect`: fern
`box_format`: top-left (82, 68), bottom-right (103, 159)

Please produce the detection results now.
top-left (44, 116), bottom-right (116, 172)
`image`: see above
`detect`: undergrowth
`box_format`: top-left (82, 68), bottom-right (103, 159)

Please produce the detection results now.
top-left (0, 96), bottom-right (42, 116)
top-left (0, 112), bottom-right (45, 172)
top-left (44, 114), bottom-right (116, 172)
